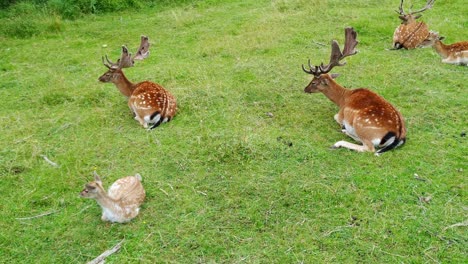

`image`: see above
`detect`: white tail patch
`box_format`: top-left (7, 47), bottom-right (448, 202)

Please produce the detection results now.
top-left (379, 136), bottom-right (396, 148)
top-left (145, 113), bottom-right (161, 124)
top-left (135, 173), bottom-right (142, 181)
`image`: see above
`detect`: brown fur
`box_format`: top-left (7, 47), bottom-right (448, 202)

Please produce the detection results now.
top-left (98, 68), bottom-right (177, 129)
top-left (393, 21), bottom-right (430, 49)
top-left (80, 174), bottom-right (145, 223)
top-left (419, 31), bottom-right (468, 65)
top-left (305, 74), bottom-right (406, 155)
top-left (392, 0), bottom-right (434, 49)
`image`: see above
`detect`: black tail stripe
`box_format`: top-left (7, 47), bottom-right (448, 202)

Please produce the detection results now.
top-left (149, 119), bottom-right (163, 130)
top-left (150, 111), bottom-right (161, 121)
top-left (380, 131), bottom-right (396, 146)
top-left (377, 137), bottom-right (405, 154)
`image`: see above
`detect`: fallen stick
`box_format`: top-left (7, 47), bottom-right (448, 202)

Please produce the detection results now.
top-left (40, 155), bottom-right (59, 167)
top-left (312, 40), bottom-right (327, 47)
top-left (87, 239), bottom-right (124, 264)
top-left (443, 220), bottom-right (468, 231)
top-left (16, 210), bottom-right (58, 220)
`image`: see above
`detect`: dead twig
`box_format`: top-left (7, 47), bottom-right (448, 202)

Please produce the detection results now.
top-left (87, 239), bottom-right (124, 264)
top-left (16, 210), bottom-right (58, 220)
top-left (413, 173), bottom-right (427, 181)
top-left (159, 188), bottom-right (169, 196)
top-left (322, 225), bottom-right (353, 237)
top-left (312, 40), bottom-right (327, 47)
top-left (40, 155), bottom-right (59, 167)
top-left (443, 220), bottom-right (468, 231)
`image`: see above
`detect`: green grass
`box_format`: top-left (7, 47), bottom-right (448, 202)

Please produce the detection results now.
top-left (0, 0), bottom-right (466, 262)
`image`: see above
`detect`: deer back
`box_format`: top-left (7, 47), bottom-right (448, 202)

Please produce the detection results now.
top-left (343, 89), bottom-right (406, 137)
top-left (129, 81), bottom-right (177, 121)
top-left (393, 21), bottom-right (430, 49)
top-left (107, 175), bottom-right (145, 207)
top-left (393, 0), bottom-right (435, 49)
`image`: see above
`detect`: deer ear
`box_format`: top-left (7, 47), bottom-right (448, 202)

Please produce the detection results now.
top-left (330, 73), bottom-right (340, 79)
top-left (414, 14), bottom-right (422, 19)
top-left (320, 77), bottom-right (332, 86)
top-left (439, 36), bottom-right (445, 41)
top-left (94, 175), bottom-right (102, 183)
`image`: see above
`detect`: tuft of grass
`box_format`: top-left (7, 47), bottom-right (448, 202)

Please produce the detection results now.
top-left (0, 0), bottom-right (466, 263)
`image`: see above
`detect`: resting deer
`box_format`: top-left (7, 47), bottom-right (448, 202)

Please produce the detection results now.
top-left (418, 31), bottom-right (468, 65)
top-left (99, 36), bottom-right (177, 129)
top-left (302, 27), bottom-right (407, 155)
top-left (392, 0), bottom-right (435, 49)
top-left (80, 173), bottom-right (146, 223)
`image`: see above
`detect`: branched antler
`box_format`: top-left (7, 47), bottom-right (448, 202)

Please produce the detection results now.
top-left (133, 35), bottom-right (150, 60)
top-left (102, 35), bottom-right (150, 69)
top-left (302, 27), bottom-right (358, 77)
top-left (396, 0), bottom-right (435, 18)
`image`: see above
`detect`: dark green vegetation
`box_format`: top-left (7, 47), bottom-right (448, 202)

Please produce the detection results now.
top-left (0, 0), bottom-right (466, 262)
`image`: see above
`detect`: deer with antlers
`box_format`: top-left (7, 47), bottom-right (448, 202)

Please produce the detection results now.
top-left (392, 0), bottom-right (435, 49)
top-left (99, 36), bottom-right (177, 129)
top-left (418, 31), bottom-right (468, 65)
top-left (302, 27), bottom-right (406, 155)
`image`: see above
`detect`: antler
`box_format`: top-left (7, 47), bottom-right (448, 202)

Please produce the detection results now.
top-left (302, 27), bottom-right (358, 77)
top-left (101, 35), bottom-right (150, 69)
top-left (101, 45), bottom-right (134, 69)
top-left (397, 0), bottom-right (405, 15)
top-left (133, 35), bottom-right (150, 60)
top-left (396, 0), bottom-right (435, 16)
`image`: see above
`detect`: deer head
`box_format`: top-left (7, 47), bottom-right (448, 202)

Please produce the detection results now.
top-left (303, 27), bottom-right (358, 94)
top-left (80, 175), bottom-right (105, 199)
top-left (98, 35), bottom-right (150, 83)
top-left (418, 31), bottom-right (445, 48)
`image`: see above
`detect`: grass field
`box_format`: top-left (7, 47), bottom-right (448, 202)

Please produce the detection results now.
top-left (0, 0), bottom-right (466, 262)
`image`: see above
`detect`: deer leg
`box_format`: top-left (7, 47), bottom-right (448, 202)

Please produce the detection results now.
top-left (133, 115), bottom-right (147, 128)
top-left (334, 114), bottom-right (347, 133)
top-left (343, 131), bottom-right (362, 143)
top-left (331, 140), bottom-right (375, 153)
top-left (129, 103), bottom-right (147, 128)
top-left (101, 214), bottom-right (108, 221)
top-left (334, 114), bottom-right (342, 124)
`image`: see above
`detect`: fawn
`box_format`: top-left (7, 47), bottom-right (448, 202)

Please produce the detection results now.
top-left (392, 0), bottom-right (435, 49)
top-left (99, 36), bottom-right (177, 129)
top-left (80, 174), bottom-right (146, 223)
top-left (302, 27), bottom-right (407, 155)
top-left (418, 31), bottom-right (468, 65)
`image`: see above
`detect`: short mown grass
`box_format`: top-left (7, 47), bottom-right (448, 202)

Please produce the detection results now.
top-left (0, 0), bottom-right (466, 263)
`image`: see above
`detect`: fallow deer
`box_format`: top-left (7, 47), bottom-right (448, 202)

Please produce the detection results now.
top-left (418, 31), bottom-right (468, 65)
top-left (80, 174), bottom-right (146, 223)
top-left (392, 0), bottom-right (435, 49)
top-left (302, 27), bottom-right (407, 155)
top-left (99, 36), bottom-right (177, 129)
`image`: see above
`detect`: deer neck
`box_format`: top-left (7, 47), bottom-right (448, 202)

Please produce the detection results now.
top-left (322, 80), bottom-right (350, 108)
top-left (94, 192), bottom-right (121, 210)
top-left (113, 72), bottom-right (136, 98)
top-left (433, 40), bottom-right (449, 58)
